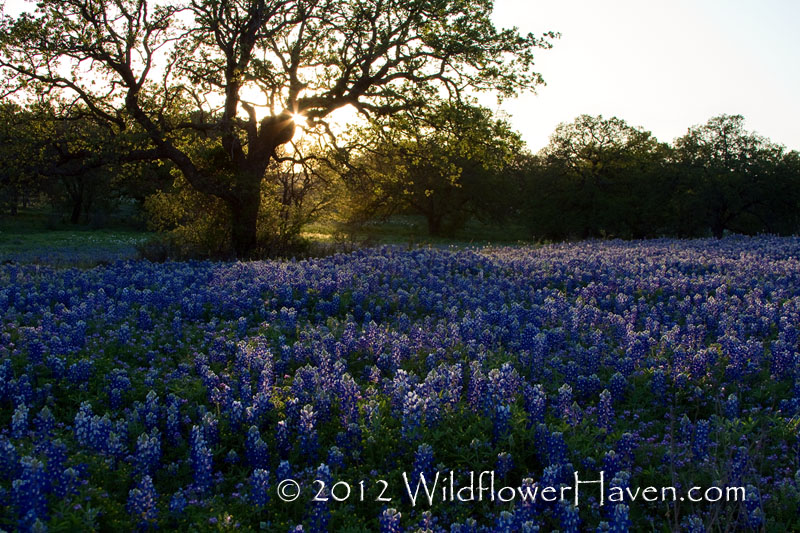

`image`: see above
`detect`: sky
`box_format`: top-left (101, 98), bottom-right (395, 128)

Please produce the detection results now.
top-left (489, 0), bottom-right (800, 152)
top-left (3, 0), bottom-right (798, 152)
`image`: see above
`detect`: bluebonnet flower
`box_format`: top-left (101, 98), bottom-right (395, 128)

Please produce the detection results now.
top-left (603, 450), bottom-right (621, 481)
top-left (412, 443), bottom-right (434, 482)
top-left (450, 518), bottom-right (479, 533)
top-left (171, 313), bottom-right (183, 340)
top-left (299, 404), bottom-right (318, 463)
top-left (680, 414), bottom-right (693, 441)
top-left (245, 425), bottom-right (269, 469)
top-left (277, 460), bottom-right (291, 481)
top-left (142, 390), bottom-right (160, 431)
top-left (693, 420), bottom-right (711, 460)
top-left (615, 433), bottom-right (636, 468)
top-left (559, 502), bottom-right (580, 533)
top-left (608, 373), bottom-right (627, 402)
top-left (169, 489), bottom-right (187, 514)
top-left (728, 445), bottom-right (748, 485)
top-left (137, 308), bottom-right (153, 331)
top-left (134, 429), bottom-right (161, 477)
top-left (34, 406), bottom-right (55, 437)
top-left (201, 412), bottom-right (219, 447)
top-left (597, 389), bottom-right (614, 433)
top-left (128, 474), bottom-right (158, 527)
top-left (520, 521), bottom-right (540, 533)
top-left (496, 452), bottom-right (513, 479)
top-left (416, 510), bottom-right (437, 532)
top-left (190, 425), bottom-right (213, 494)
top-left (548, 431), bottom-right (568, 466)
top-left (11, 403), bottom-right (29, 439)
top-left (276, 419), bottom-right (291, 458)
top-left (0, 436), bottom-right (19, 479)
top-left (12, 456), bottom-right (49, 529)
top-left (165, 402), bottom-right (182, 445)
top-left (229, 400), bottom-right (244, 432)
top-left (54, 467), bottom-right (80, 498)
top-left (681, 514), bottom-right (705, 533)
top-left (557, 383), bottom-right (573, 418)
top-left (379, 508), bottom-right (402, 533)
top-left (338, 374), bottom-right (361, 426)
top-left (308, 463), bottom-right (331, 532)
top-left (650, 369), bottom-right (666, 404)
top-left (249, 468), bottom-right (270, 507)
top-left (495, 510), bottom-right (515, 531)
top-left (118, 323), bottom-right (132, 345)
top-left (724, 393), bottom-right (739, 419)
top-left (577, 373), bottom-right (602, 399)
top-left (523, 384), bottom-right (546, 427)
top-left (67, 359), bottom-right (93, 386)
top-left (327, 446), bottom-right (345, 471)
top-left (609, 503), bottom-right (631, 532)
top-left (401, 390), bottom-right (425, 439)
top-left (106, 369), bottom-right (131, 410)
top-left (493, 404), bottom-right (512, 443)
top-left (745, 485), bottom-right (763, 529)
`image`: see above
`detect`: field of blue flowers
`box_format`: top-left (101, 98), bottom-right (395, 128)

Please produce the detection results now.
top-left (2, 237), bottom-right (800, 532)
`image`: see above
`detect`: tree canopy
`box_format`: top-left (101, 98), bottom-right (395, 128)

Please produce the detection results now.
top-left (673, 114), bottom-right (799, 237)
top-left (527, 114), bottom-right (670, 239)
top-left (339, 100), bottom-right (523, 235)
top-left (0, 0), bottom-right (557, 255)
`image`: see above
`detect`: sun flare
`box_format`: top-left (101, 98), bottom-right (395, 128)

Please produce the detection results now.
top-left (290, 112), bottom-right (308, 128)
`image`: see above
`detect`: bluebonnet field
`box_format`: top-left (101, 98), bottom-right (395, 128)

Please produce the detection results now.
top-left (2, 237), bottom-right (799, 532)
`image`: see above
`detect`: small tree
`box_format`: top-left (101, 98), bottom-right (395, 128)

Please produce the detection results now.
top-left (341, 101), bottom-right (523, 236)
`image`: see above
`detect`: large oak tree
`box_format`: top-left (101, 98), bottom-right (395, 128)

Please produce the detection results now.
top-left (0, 0), bottom-right (556, 255)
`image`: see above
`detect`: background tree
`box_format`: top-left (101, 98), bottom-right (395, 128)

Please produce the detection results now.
top-left (526, 114), bottom-right (670, 239)
top-left (342, 101), bottom-right (523, 236)
top-left (0, 102), bottom-right (41, 216)
top-left (0, 0), bottom-right (557, 255)
top-left (0, 102), bottom-right (167, 224)
top-left (672, 114), bottom-right (798, 237)
top-left (145, 134), bottom-right (338, 257)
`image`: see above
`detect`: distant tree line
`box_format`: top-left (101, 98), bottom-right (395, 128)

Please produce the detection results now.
top-left (334, 109), bottom-right (800, 240)
top-left (2, 99), bottom-right (799, 249)
top-left (521, 113), bottom-right (800, 240)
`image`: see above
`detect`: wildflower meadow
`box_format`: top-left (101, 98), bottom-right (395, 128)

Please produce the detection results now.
top-left (2, 237), bottom-right (799, 531)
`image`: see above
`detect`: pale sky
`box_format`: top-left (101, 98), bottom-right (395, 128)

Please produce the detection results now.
top-left (490, 0), bottom-right (800, 152)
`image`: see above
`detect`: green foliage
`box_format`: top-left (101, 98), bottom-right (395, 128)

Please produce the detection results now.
top-left (341, 101), bottom-right (525, 236)
top-left (521, 113), bottom-right (800, 240)
top-left (144, 172), bottom-right (233, 258)
top-left (0, 0), bottom-right (556, 255)
top-left (523, 114), bottom-right (671, 239)
top-left (672, 114), bottom-right (800, 237)
top-left (0, 102), bottom-right (165, 225)
top-left (143, 151), bottom-right (335, 258)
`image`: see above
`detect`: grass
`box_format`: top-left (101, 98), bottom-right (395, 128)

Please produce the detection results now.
top-left (0, 208), bottom-right (153, 266)
top-left (1, 209), bottom-right (534, 266)
top-left (303, 214), bottom-right (533, 248)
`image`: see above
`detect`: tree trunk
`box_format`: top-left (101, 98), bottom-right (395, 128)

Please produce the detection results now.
top-left (70, 195), bottom-right (83, 224)
top-left (228, 188), bottom-right (261, 257)
top-left (427, 214), bottom-right (443, 236)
